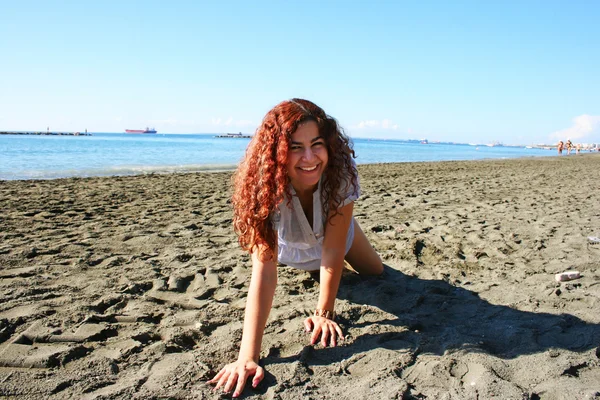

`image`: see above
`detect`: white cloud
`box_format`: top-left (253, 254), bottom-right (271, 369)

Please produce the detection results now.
top-left (355, 119), bottom-right (399, 130)
top-left (551, 114), bottom-right (600, 141)
top-left (381, 119), bottom-right (398, 129)
top-left (357, 120), bottom-right (379, 128)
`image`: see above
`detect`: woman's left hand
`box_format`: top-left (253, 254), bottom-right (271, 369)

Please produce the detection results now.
top-left (303, 316), bottom-right (344, 347)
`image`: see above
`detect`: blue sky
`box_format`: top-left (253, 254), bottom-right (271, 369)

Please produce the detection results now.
top-left (1, 1), bottom-right (598, 145)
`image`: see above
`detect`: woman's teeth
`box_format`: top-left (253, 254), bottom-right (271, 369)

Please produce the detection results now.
top-left (300, 166), bottom-right (317, 171)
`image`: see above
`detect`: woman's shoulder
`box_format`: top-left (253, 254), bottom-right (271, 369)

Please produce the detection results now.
top-left (335, 157), bottom-right (360, 205)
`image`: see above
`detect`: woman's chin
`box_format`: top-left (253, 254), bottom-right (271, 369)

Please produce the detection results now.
top-left (291, 176), bottom-right (320, 192)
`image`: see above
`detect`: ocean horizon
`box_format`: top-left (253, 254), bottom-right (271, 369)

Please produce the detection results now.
top-left (0, 132), bottom-right (562, 181)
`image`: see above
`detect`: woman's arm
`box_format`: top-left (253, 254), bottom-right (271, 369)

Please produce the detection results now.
top-left (209, 247), bottom-right (278, 397)
top-left (304, 202), bottom-right (354, 347)
top-left (239, 250), bottom-right (278, 361)
top-left (318, 201), bottom-right (353, 311)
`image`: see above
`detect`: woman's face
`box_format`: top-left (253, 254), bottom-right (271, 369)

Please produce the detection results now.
top-left (286, 120), bottom-right (328, 193)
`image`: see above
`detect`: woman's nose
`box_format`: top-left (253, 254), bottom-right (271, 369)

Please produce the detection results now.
top-left (302, 147), bottom-right (315, 161)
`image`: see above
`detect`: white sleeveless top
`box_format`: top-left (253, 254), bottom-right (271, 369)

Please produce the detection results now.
top-left (272, 162), bottom-right (360, 271)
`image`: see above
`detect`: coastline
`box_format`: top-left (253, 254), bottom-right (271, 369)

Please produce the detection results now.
top-left (0, 163), bottom-right (241, 182)
top-left (1, 133), bottom-right (564, 181)
top-left (0, 152), bottom-right (579, 182)
top-left (1, 155), bottom-right (599, 398)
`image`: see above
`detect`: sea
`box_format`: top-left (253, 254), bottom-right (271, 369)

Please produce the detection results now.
top-left (0, 133), bottom-right (556, 181)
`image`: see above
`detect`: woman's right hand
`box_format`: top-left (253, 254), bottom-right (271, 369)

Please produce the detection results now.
top-left (208, 358), bottom-right (265, 398)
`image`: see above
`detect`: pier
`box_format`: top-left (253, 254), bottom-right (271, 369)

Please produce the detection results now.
top-left (214, 133), bottom-right (252, 138)
top-left (0, 131), bottom-right (92, 136)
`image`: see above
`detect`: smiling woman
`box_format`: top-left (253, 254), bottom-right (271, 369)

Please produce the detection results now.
top-left (286, 121), bottom-right (329, 199)
top-left (209, 99), bottom-right (383, 397)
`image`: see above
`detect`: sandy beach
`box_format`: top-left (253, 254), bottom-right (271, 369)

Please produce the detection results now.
top-left (1, 154), bottom-right (599, 399)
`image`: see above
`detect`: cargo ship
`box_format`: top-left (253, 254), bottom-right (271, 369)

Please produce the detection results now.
top-left (125, 127), bottom-right (157, 134)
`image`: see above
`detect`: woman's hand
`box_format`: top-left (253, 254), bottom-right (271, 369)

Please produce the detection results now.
top-left (304, 316), bottom-right (344, 347)
top-left (208, 358), bottom-right (264, 398)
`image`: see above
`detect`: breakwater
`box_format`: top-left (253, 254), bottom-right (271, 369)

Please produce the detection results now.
top-left (0, 131), bottom-right (92, 136)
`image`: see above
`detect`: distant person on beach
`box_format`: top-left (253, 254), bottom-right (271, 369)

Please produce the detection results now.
top-left (566, 140), bottom-right (573, 155)
top-left (576, 143), bottom-right (581, 154)
top-left (209, 99), bottom-right (383, 397)
top-left (557, 140), bottom-right (564, 155)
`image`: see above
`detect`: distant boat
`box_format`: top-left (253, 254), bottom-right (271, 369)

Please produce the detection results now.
top-left (420, 139), bottom-right (428, 144)
top-left (125, 127), bottom-right (157, 134)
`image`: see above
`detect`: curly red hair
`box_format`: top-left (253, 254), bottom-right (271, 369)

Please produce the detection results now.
top-left (232, 99), bottom-right (358, 260)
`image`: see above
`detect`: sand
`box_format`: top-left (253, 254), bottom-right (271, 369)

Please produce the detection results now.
top-left (1, 154), bottom-right (599, 399)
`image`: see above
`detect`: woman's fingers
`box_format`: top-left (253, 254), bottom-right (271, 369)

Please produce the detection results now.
top-left (252, 366), bottom-right (264, 388)
top-left (320, 325), bottom-right (330, 347)
top-left (303, 317), bottom-right (313, 333)
top-left (233, 369), bottom-right (248, 398)
top-left (210, 360), bottom-right (264, 397)
top-left (330, 325), bottom-right (337, 347)
top-left (307, 318), bottom-right (344, 347)
top-left (213, 369), bottom-right (230, 391)
top-left (310, 323), bottom-right (322, 345)
top-left (335, 324), bottom-right (343, 339)
top-left (306, 317), bottom-right (345, 347)
top-left (208, 368), bottom-right (225, 384)
top-left (224, 370), bottom-right (238, 393)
